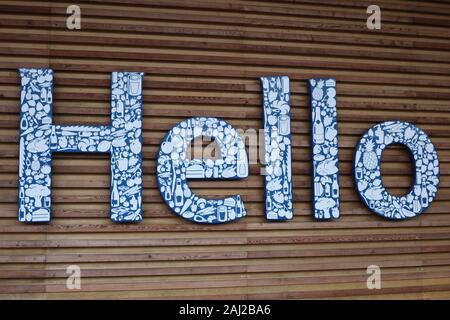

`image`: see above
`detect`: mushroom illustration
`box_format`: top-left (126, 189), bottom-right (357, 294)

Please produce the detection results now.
top-left (25, 184), bottom-right (50, 208)
top-left (316, 197), bottom-right (336, 219)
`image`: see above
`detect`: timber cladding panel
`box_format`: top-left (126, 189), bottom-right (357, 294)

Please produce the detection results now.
top-left (0, 0), bottom-right (449, 299)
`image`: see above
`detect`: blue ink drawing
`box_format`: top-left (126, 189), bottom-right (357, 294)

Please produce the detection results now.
top-left (260, 76), bottom-right (293, 220)
top-left (18, 68), bottom-right (144, 223)
top-left (156, 117), bottom-right (248, 224)
top-left (309, 78), bottom-right (340, 220)
top-left (354, 121), bottom-right (440, 220)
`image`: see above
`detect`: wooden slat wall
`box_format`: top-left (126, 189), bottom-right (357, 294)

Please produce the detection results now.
top-left (0, 0), bottom-right (449, 299)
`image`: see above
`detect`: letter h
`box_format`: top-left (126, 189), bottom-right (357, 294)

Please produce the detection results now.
top-left (18, 68), bottom-right (144, 223)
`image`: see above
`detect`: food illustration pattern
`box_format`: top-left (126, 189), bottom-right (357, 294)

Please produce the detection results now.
top-left (354, 121), bottom-right (439, 220)
top-left (18, 68), bottom-right (143, 223)
top-left (157, 117), bottom-right (248, 224)
top-left (260, 76), bottom-right (293, 220)
top-left (309, 79), bottom-right (340, 220)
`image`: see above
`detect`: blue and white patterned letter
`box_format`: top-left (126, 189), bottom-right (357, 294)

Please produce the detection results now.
top-left (18, 68), bottom-right (143, 222)
top-left (260, 76), bottom-right (293, 220)
top-left (354, 121), bottom-right (439, 220)
top-left (309, 78), bottom-right (340, 220)
top-left (157, 117), bottom-right (248, 224)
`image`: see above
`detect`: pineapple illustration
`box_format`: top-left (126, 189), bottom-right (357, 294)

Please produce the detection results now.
top-left (312, 80), bottom-right (324, 101)
top-left (363, 139), bottom-right (378, 170)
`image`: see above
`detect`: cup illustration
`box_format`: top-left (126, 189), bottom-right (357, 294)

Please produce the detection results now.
top-left (278, 115), bottom-right (290, 136)
top-left (128, 74), bottom-right (142, 96)
top-left (217, 205), bottom-right (228, 222)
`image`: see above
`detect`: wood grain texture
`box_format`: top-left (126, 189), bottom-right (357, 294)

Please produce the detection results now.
top-left (0, 0), bottom-right (449, 299)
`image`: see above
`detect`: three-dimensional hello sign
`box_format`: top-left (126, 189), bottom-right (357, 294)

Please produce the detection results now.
top-left (17, 68), bottom-right (440, 223)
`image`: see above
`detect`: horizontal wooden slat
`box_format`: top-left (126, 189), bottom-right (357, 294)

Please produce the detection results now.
top-left (0, 0), bottom-right (449, 299)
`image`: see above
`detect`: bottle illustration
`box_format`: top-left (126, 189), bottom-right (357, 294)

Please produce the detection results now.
top-left (325, 183), bottom-right (331, 197)
top-left (266, 194), bottom-right (272, 210)
top-left (46, 89), bottom-right (52, 104)
top-left (421, 182), bottom-right (428, 207)
top-left (116, 100), bottom-right (124, 118)
top-left (40, 87), bottom-right (47, 103)
top-left (137, 192), bottom-right (142, 209)
top-left (164, 186), bottom-right (171, 201)
top-left (19, 200), bottom-right (26, 219)
top-left (50, 126), bottom-right (57, 149)
top-left (174, 178), bottom-right (184, 207)
top-left (417, 145), bottom-right (423, 157)
top-left (112, 180), bottom-right (120, 207)
top-left (235, 195), bottom-right (242, 217)
top-left (130, 195), bottom-right (138, 210)
top-left (237, 148), bottom-right (248, 178)
top-left (332, 176), bottom-right (339, 197)
top-left (313, 106), bottom-right (324, 144)
top-left (19, 187), bottom-right (25, 199)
